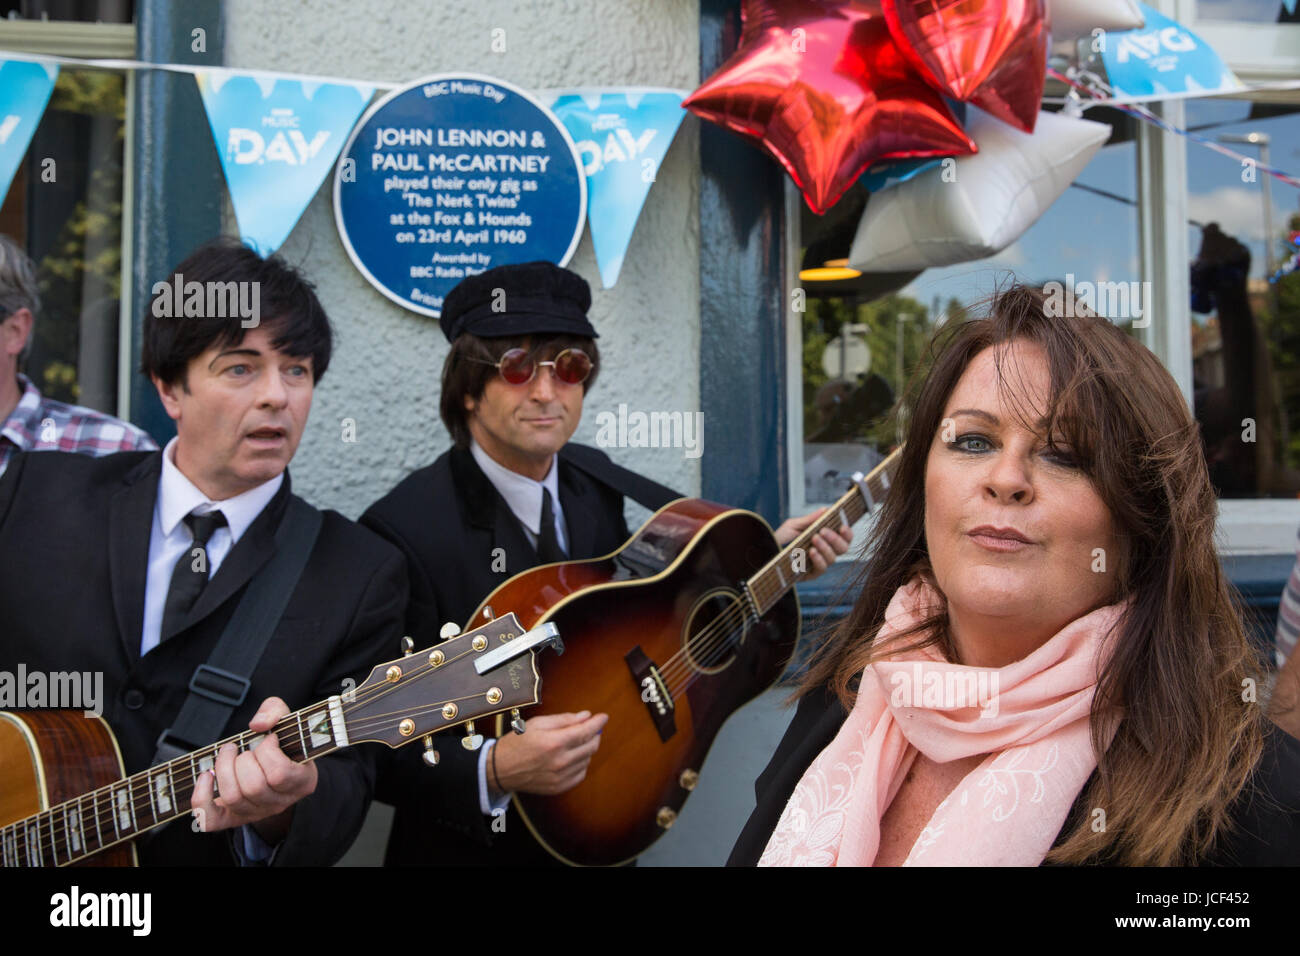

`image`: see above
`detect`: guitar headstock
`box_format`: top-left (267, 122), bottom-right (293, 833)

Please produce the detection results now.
top-left (342, 613), bottom-right (558, 748)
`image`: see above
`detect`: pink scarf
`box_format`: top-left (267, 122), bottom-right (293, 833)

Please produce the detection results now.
top-left (759, 577), bottom-right (1125, 866)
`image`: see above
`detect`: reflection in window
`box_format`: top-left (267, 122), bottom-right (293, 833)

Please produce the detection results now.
top-left (1186, 98), bottom-right (1300, 498)
top-left (0, 69), bottom-right (126, 412)
top-left (1197, 0), bottom-right (1300, 23)
top-left (798, 109), bottom-right (1139, 504)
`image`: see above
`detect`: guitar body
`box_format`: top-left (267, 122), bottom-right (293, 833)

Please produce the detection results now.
top-left (468, 498), bottom-right (800, 866)
top-left (0, 711), bottom-right (137, 866)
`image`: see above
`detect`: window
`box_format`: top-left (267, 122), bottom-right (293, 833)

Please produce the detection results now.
top-left (1196, 0), bottom-right (1299, 24)
top-left (1184, 96), bottom-right (1300, 499)
top-left (1, 68), bottom-right (127, 412)
top-left (0, 1), bottom-right (135, 416)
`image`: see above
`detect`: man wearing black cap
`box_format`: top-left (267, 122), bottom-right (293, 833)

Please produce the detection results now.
top-left (360, 261), bottom-right (849, 866)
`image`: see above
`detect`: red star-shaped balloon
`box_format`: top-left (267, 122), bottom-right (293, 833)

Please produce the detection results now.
top-left (685, 0), bottom-right (976, 214)
top-left (883, 0), bottom-right (1048, 134)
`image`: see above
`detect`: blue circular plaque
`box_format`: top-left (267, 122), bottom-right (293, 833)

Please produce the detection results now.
top-left (333, 73), bottom-right (587, 318)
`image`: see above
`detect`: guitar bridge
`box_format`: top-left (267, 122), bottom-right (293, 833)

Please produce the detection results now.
top-left (625, 646), bottom-right (676, 742)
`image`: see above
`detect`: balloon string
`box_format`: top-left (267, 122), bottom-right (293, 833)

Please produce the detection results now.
top-left (1049, 66), bottom-right (1300, 189)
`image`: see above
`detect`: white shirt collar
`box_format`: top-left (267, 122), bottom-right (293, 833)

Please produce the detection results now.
top-left (158, 436), bottom-right (284, 544)
top-left (469, 438), bottom-right (561, 536)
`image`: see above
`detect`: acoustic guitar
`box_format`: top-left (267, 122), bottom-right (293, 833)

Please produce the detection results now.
top-left (0, 613), bottom-right (560, 866)
top-left (466, 450), bottom-right (901, 865)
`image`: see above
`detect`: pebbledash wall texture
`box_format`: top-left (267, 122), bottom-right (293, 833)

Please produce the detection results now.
top-left (221, 0), bottom-right (703, 521)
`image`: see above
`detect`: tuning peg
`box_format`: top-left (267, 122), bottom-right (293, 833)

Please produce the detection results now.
top-left (461, 720), bottom-right (484, 751)
top-left (439, 622), bottom-right (462, 640)
top-left (401, 636), bottom-right (414, 656)
top-left (422, 735), bottom-right (440, 767)
top-left (510, 709), bottom-right (526, 735)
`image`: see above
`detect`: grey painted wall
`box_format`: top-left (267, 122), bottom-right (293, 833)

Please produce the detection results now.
top-left (223, 0), bottom-right (702, 521)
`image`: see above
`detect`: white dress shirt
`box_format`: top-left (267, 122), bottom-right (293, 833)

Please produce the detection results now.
top-left (140, 437), bottom-right (284, 656)
top-left (141, 438), bottom-right (286, 861)
top-left (469, 438), bottom-right (569, 555)
top-left (468, 439), bottom-right (570, 816)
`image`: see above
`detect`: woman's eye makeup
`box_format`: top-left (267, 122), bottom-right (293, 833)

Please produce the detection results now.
top-left (948, 431), bottom-right (1081, 468)
top-left (1042, 445), bottom-right (1080, 468)
top-left (951, 433), bottom-right (992, 453)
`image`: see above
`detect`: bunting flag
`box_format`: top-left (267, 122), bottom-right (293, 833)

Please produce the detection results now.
top-left (546, 89), bottom-right (687, 288)
top-left (0, 59), bottom-right (59, 206)
top-left (1100, 3), bottom-right (1242, 102)
top-left (196, 69), bottom-right (373, 254)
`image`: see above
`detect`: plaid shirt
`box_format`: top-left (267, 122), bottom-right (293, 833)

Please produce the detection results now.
top-left (1278, 529), bottom-right (1300, 668)
top-left (0, 373), bottom-right (157, 476)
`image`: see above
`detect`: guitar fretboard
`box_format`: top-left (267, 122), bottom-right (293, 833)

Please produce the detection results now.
top-left (746, 449), bottom-right (900, 617)
top-left (0, 697), bottom-right (347, 867)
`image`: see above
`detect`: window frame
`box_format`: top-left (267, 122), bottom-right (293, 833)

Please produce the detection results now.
top-left (1177, 0), bottom-right (1300, 83)
top-left (0, 16), bottom-right (138, 421)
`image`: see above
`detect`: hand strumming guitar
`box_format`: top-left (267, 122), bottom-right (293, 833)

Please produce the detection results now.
top-left (488, 710), bottom-right (609, 798)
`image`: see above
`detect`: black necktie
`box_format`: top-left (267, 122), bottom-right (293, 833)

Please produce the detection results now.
top-left (536, 488), bottom-right (566, 563)
top-left (161, 510), bottom-right (227, 640)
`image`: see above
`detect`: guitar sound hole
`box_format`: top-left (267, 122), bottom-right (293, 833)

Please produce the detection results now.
top-left (682, 588), bottom-right (749, 675)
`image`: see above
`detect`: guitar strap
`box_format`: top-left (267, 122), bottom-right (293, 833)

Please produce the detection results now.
top-left (151, 497), bottom-right (323, 766)
top-left (557, 445), bottom-right (682, 512)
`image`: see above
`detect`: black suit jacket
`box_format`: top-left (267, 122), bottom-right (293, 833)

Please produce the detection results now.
top-left (0, 450), bottom-right (408, 866)
top-left (360, 443), bottom-right (646, 866)
top-left (728, 686), bottom-right (1300, 866)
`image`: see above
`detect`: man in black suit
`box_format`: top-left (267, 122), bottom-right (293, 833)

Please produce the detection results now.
top-left (361, 261), bottom-right (849, 865)
top-left (0, 239), bottom-right (407, 866)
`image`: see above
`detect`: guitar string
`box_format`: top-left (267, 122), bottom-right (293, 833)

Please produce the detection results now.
top-left (10, 637), bottom-right (533, 865)
top-left (649, 485), bottom-right (873, 700)
top-left (653, 483), bottom-right (869, 689)
top-left (9, 663), bottom-right (422, 864)
top-left (32, 685), bottom-right (515, 866)
top-left (23, 685), bottom-right (512, 866)
top-left (645, 474), bottom-right (881, 710)
top-left (656, 599), bottom-right (753, 693)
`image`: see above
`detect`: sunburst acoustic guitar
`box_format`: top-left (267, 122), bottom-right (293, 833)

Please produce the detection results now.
top-left (466, 450), bottom-right (900, 865)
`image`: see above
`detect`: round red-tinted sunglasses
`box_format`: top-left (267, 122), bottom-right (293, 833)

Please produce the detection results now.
top-left (470, 347), bottom-right (592, 386)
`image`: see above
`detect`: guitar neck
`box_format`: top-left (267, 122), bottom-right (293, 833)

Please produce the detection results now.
top-left (746, 448), bottom-right (900, 617)
top-left (0, 696), bottom-right (348, 868)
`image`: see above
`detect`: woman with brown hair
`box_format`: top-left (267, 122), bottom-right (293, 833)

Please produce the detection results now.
top-left (730, 283), bottom-right (1299, 866)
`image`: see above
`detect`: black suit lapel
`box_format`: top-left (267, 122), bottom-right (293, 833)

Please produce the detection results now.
top-left (491, 496), bottom-right (541, 572)
top-left (450, 445), bottom-right (498, 530)
top-left (449, 444), bottom-right (548, 574)
top-left (159, 472), bottom-right (291, 643)
top-left (108, 453), bottom-right (163, 664)
top-left (557, 459), bottom-right (598, 560)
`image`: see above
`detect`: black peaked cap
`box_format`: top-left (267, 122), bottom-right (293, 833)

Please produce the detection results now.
top-left (439, 261), bottom-right (596, 342)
